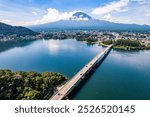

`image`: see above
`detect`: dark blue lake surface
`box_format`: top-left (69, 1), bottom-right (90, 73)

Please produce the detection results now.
top-left (0, 39), bottom-right (150, 99)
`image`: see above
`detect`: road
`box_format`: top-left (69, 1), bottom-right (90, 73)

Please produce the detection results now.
top-left (50, 45), bottom-right (113, 100)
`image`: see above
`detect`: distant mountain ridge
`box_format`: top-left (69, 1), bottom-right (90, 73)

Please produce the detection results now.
top-left (29, 12), bottom-right (150, 32)
top-left (0, 22), bottom-right (37, 36)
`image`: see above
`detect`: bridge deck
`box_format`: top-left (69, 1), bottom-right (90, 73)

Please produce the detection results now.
top-left (50, 45), bottom-right (113, 100)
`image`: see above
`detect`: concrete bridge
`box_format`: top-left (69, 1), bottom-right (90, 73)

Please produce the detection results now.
top-left (50, 45), bottom-right (113, 100)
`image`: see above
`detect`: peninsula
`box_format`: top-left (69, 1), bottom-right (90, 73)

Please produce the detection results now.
top-left (100, 39), bottom-right (150, 50)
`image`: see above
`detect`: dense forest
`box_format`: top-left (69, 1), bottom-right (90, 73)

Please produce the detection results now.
top-left (114, 39), bottom-right (141, 47)
top-left (102, 39), bottom-right (113, 45)
top-left (0, 69), bottom-right (67, 100)
top-left (101, 39), bottom-right (150, 50)
top-left (102, 39), bottom-right (141, 47)
top-left (103, 39), bottom-right (144, 47)
top-left (0, 22), bottom-right (37, 36)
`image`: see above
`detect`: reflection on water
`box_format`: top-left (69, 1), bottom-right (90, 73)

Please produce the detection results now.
top-left (0, 40), bottom-right (33, 53)
top-left (72, 48), bottom-right (150, 100)
top-left (0, 39), bottom-right (101, 77)
top-left (110, 50), bottom-right (150, 72)
top-left (0, 39), bottom-right (150, 100)
top-left (44, 39), bottom-right (76, 54)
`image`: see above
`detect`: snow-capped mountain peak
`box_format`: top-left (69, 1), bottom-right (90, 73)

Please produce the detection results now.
top-left (70, 12), bottom-right (92, 21)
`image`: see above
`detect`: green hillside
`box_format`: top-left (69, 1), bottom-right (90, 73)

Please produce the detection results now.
top-left (0, 22), bottom-right (37, 36)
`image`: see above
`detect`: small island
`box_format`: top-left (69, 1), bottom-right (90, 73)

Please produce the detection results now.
top-left (100, 39), bottom-right (150, 50)
top-left (0, 69), bottom-right (67, 100)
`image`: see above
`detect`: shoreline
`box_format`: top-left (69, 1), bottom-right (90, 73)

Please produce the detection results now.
top-left (1, 38), bottom-right (150, 51)
top-left (99, 42), bottom-right (150, 51)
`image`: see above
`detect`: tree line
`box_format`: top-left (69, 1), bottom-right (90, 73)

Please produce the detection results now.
top-left (102, 39), bottom-right (142, 47)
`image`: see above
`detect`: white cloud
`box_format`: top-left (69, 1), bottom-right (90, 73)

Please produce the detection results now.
top-left (145, 13), bottom-right (150, 16)
top-left (102, 13), bottom-right (125, 23)
top-left (0, 19), bottom-right (11, 24)
top-left (91, 0), bottom-right (150, 25)
top-left (91, 0), bottom-right (129, 15)
top-left (0, 19), bottom-right (34, 26)
top-left (34, 8), bottom-right (83, 25)
top-left (35, 8), bottom-right (70, 24)
top-left (0, 19), bottom-right (21, 26)
top-left (102, 14), bottom-right (114, 22)
top-left (32, 11), bottom-right (37, 15)
top-left (0, 7), bottom-right (86, 26)
top-left (102, 13), bottom-right (150, 25)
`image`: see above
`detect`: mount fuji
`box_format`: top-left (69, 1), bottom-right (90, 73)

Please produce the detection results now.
top-left (29, 12), bottom-right (150, 32)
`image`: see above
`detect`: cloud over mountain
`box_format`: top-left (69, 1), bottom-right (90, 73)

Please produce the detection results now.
top-left (34, 8), bottom-right (85, 25)
top-left (91, 0), bottom-right (129, 15)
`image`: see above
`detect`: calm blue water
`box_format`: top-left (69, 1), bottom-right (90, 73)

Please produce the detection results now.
top-left (0, 39), bottom-right (150, 100)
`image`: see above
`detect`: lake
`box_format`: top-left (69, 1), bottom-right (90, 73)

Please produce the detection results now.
top-left (0, 39), bottom-right (150, 100)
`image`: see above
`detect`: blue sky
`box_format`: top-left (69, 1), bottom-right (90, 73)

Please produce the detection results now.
top-left (0, 0), bottom-right (150, 26)
top-left (0, 0), bottom-right (113, 11)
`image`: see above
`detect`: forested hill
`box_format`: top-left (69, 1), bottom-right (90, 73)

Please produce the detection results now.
top-left (0, 69), bottom-right (67, 100)
top-left (0, 22), bottom-right (37, 36)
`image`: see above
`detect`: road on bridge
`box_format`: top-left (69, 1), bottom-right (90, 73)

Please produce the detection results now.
top-left (50, 45), bottom-right (113, 100)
